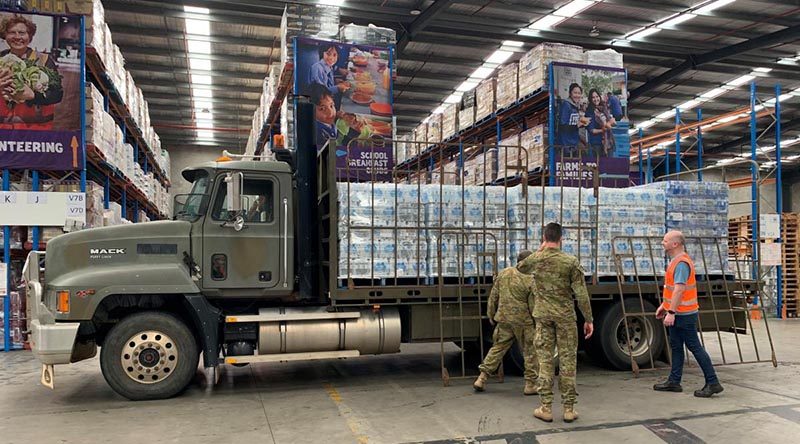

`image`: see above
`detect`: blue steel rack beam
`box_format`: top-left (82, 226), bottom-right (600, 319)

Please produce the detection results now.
top-left (775, 84), bottom-right (783, 318)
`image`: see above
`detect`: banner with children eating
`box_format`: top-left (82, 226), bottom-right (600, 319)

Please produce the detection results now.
top-left (0, 10), bottom-right (84, 171)
top-left (551, 62), bottom-right (630, 187)
top-left (294, 36), bottom-right (394, 181)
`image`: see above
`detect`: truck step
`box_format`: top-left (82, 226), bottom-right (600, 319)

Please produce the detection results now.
top-left (225, 310), bottom-right (361, 323)
top-left (223, 350), bottom-right (360, 365)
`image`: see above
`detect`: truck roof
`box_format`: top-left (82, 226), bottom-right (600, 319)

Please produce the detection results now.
top-left (182, 160), bottom-right (291, 182)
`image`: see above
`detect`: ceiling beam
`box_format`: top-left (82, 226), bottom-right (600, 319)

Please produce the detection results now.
top-left (397, 0), bottom-right (456, 52)
top-left (104, 0), bottom-right (281, 28)
top-left (107, 24), bottom-right (276, 48)
top-left (116, 44), bottom-right (267, 66)
top-left (138, 91), bottom-right (260, 103)
top-left (631, 24), bottom-right (800, 100)
top-left (136, 79), bottom-right (262, 93)
top-left (125, 63), bottom-right (267, 80)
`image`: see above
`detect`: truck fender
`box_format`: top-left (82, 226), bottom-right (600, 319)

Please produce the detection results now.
top-left (50, 263), bottom-right (201, 319)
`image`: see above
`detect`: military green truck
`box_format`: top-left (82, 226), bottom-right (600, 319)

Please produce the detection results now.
top-left (23, 104), bottom-right (758, 400)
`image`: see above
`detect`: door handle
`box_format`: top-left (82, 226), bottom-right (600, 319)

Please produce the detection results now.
top-left (283, 197), bottom-right (288, 288)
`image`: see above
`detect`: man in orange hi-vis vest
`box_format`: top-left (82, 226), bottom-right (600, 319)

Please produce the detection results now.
top-left (653, 231), bottom-right (724, 398)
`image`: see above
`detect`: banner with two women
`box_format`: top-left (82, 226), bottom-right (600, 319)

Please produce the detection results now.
top-left (0, 10), bottom-right (84, 170)
top-left (551, 62), bottom-right (630, 187)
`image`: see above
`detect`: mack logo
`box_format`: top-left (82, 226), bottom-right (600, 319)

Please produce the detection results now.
top-left (90, 248), bottom-right (126, 255)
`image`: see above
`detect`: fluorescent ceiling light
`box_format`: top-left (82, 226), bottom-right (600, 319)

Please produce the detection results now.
top-left (659, 13), bottom-right (696, 27)
top-left (502, 40), bottom-right (524, 47)
top-left (192, 88), bottom-right (213, 98)
top-left (516, 28), bottom-right (540, 37)
top-left (628, 27), bottom-right (661, 39)
top-left (678, 99), bottom-right (700, 110)
top-left (700, 87), bottom-right (727, 99)
top-left (696, 0), bottom-right (737, 14)
top-left (753, 67), bottom-right (772, 73)
top-left (194, 102), bottom-right (214, 111)
top-left (319, 0), bottom-right (345, 5)
top-left (656, 110), bottom-right (675, 120)
top-left (185, 18), bottom-right (210, 35)
top-left (554, 0), bottom-right (596, 18)
top-left (444, 93), bottom-right (463, 104)
top-left (196, 129), bottom-right (215, 139)
top-left (187, 40), bottom-right (211, 54)
top-left (184, 6), bottom-right (210, 14)
top-left (191, 74), bottom-right (212, 84)
top-left (726, 74), bottom-right (755, 86)
top-left (470, 66), bottom-right (495, 79)
top-left (456, 79), bottom-right (480, 92)
top-left (718, 115), bottom-right (739, 123)
top-left (189, 58), bottom-right (212, 71)
top-left (638, 119), bottom-right (657, 129)
top-left (777, 56), bottom-right (799, 65)
top-left (528, 15), bottom-right (564, 30)
top-left (485, 50), bottom-right (513, 65)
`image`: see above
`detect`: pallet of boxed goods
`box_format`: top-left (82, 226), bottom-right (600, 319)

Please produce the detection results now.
top-left (475, 78), bottom-right (497, 123)
top-left (441, 103), bottom-right (458, 141)
top-left (518, 42), bottom-right (583, 98)
top-left (496, 63), bottom-right (519, 110)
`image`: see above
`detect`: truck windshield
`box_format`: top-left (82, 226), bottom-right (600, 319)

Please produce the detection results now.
top-left (174, 171), bottom-right (210, 221)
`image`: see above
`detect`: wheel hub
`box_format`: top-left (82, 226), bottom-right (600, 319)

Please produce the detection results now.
top-left (615, 317), bottom-right (653, 358)
top-left (121, 330), bottom-right (178, 384)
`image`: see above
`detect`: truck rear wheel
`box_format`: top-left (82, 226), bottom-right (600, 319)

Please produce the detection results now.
top-left (591, 299), bottom-right (665, 370)
top-left (100, 312), bottom-right (199, 400)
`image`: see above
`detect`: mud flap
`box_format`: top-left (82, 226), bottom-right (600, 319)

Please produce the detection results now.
top-left (41, 364), bottom-right (54, 389)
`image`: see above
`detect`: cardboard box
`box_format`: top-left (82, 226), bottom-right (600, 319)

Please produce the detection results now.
top-left (496, 63), bottom-right (519, 110)
top-left (518, 42), bottom-right (583, 97)
top-left (475, 78), bottom-right (496, 123)
top-left (441, 103), bottom-right (458, 140)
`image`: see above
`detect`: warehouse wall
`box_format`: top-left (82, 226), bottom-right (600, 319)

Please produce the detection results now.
top-left (697, 169), bottom-right (779, 219)
top-left (169, 147), bottom-right (219, 198)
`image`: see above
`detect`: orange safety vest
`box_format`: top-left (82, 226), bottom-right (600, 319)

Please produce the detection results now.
top-left (662, 252), bottom-right (699, 313)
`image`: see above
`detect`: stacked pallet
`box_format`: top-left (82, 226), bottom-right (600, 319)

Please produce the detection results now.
top-left (728, 213), bottom-right (800, 318)
top-left (782, 214), bottom-right (799, 317)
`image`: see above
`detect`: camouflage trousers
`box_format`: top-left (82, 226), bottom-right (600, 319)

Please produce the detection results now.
top-left (478, 322), bottom-right (538, 383)
top-left (535, 318), bottom-right (578, 406)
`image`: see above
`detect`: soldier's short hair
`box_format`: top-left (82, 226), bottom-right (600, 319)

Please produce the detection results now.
top-left (544, 222), bottom-right (562, 242)
top-left (517, 249), bottom-right (533, 263)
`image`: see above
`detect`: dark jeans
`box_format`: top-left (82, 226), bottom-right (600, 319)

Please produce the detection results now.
top-left (668, 313), bottom-right (719, 385)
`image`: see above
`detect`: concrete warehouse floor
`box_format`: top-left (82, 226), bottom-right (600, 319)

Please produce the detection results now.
top-left (1, 319), bottom-right (800, 444)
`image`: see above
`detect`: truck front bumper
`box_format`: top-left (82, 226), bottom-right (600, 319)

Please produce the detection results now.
top-left (23, 251), bottom-right (81, 365)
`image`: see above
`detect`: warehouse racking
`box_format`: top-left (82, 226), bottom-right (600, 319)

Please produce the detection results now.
top-left (2, 9), bottom-right (169, 351)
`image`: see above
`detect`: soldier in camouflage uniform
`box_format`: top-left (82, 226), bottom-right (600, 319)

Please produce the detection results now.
top-left (473, 250), bottom-right (539, 395)
top-left (518, 223), bottom-right (593, 423)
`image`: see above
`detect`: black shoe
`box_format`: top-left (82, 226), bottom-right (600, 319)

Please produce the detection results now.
top-left (694, 383), bottom-right (724, 398)
top-left (653, 381), bottom-right (683, 392)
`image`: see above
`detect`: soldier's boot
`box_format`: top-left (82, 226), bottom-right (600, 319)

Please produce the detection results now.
top-left (523, 381), bottom-right (538, 395)
top-left (563, 405), bottom-right (578, 423)
top-left (473, 372), bottom-right (489, 392)
top-left (533, 404), bottom-right (553, 423)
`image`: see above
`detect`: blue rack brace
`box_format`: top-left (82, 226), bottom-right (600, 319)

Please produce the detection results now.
top-left (749, 82), bottom-right (758, 270)
top-left (697, 108), bottom-right (703, 181)
top-left (675, 108), bottom-right (681, 174)
top-left (775, 84), bottom-right (783, 318)
top-left (2, 169), bottom-right (9, 351)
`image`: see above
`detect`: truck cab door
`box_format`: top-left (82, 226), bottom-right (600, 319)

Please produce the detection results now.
top-left (202, 173), bottom-right (289, 294)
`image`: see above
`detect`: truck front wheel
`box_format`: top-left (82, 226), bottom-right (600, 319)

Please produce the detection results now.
top-left (100, 312), bottom-right (199, 400)
top-left (591, 299), bottom-right (665, 370)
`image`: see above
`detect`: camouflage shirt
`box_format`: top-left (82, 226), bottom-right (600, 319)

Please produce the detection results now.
top-left (488, 265), bottom-right (536, 325)
top-left (517, 247), bottom-right (593, 322)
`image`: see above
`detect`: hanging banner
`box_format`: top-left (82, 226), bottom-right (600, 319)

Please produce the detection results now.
top-left (0, 11), bottom-right (84, 170)
top-left (550, 62), bottom-right (630, 187)
top-left (294, 37), bottom-right (394, 181)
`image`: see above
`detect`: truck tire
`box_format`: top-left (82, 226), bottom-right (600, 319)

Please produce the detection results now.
top-left (591, 299), bottom-right (665, 370)
top-left (100, 312), bottom-right (199, 401)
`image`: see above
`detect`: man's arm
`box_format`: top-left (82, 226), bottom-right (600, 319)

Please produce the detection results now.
top-left (571, 262), bottom-right (593, 323)
top-left (527, 277), bottom-right (536, 319)
top-left (487, 282), bottom-right (500, 323)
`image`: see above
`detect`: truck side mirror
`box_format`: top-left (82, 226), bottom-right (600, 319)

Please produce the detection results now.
top-left (224, 172), bottom-right (244, 212)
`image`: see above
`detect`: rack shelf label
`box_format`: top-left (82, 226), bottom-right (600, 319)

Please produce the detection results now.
top-left (0, 191), bottom-right (85, 226)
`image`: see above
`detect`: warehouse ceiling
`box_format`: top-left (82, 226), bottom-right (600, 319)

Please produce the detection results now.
top-left (103, 0), bottom-right (800, 166)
